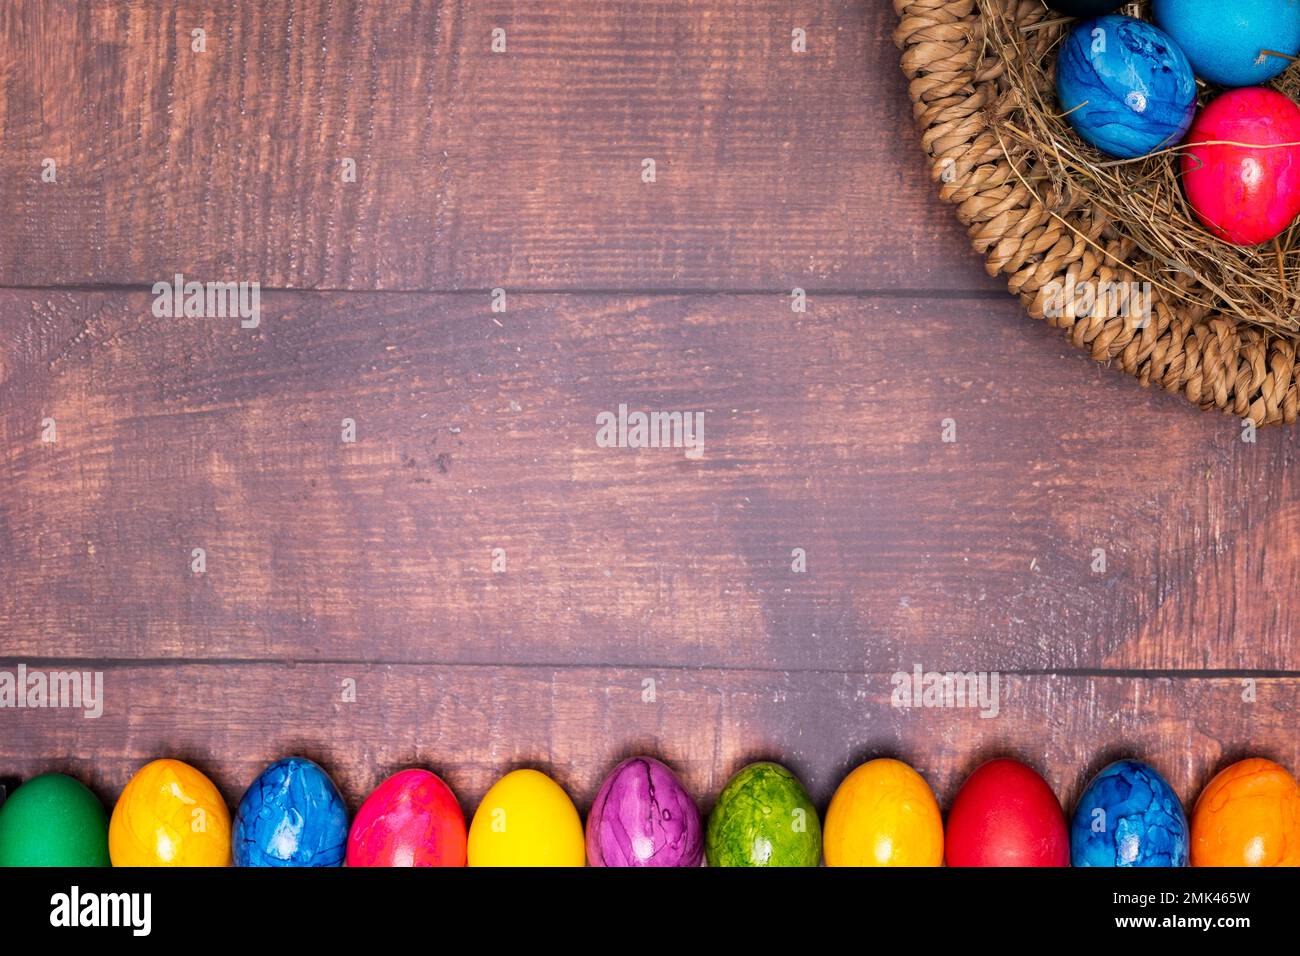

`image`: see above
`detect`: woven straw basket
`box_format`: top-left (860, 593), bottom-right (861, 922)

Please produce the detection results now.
top-left (894, 0), bottom-right (1299, 425)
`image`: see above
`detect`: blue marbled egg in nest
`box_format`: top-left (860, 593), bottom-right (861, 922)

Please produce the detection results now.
top-left (1056, 15), bottom-right (1197, 159)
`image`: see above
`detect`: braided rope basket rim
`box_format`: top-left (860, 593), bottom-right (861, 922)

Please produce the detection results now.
top-left (893, 0), bottom-right (1299, 425)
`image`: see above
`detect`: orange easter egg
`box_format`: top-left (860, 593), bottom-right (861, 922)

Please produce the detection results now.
top-left (1190, 758), bottom-right (1300, 867)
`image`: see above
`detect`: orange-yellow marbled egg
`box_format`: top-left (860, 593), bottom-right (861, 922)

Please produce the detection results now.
top-left (823, 758), bottom-right (943, 867)
top-left (109, 759), bottom-right (232, 866)
top-left (1191, 758), bottom-right (1300, 867)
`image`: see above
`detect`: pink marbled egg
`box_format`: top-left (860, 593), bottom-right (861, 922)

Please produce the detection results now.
top-left (1182, 88), bottom-right (1300, 246)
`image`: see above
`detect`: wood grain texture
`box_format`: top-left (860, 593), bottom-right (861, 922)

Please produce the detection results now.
top-left (2, 288), bottom-right (1296, 671)
top-left (0, 664), bottom-right (1293, 815)
top-left (0, 0), bottom-right (992, 292)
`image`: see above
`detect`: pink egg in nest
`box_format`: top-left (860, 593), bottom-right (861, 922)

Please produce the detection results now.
top-left (1181, 88), bottom-right (1300, 247)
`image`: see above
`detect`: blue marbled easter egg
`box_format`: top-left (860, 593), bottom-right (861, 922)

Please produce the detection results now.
top-left (1070, 760), bottom-right (1189, 867)
top-left (233, 757), bottom-right (349, 867)
top-left (1154, 0), bottom-right (1300, 89)
top-left (1056, 15), bottom-right (1197, 159)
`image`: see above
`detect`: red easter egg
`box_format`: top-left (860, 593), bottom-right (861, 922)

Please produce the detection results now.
top-left (346, 769), bottom-right (467, 866)
top-left (1182, 88), bottom-right (1300, 246)
top-left (945, 759), bottom-right (1069, 867)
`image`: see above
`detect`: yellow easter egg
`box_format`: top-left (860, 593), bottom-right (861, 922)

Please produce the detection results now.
top-left (823, 758), bottom-right (943, 867)
top-left (109, 759), bottom-right (232, 866)
top-left (467, 769), bottom-right (584, 866)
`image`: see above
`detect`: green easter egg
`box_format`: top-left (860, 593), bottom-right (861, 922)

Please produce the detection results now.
top-left (705, 762), bottom-right (822, 866)
top-left (0, 773), bottom-right (110, 867)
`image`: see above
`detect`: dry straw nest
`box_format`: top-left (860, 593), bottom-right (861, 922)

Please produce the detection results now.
top-left (894, 0), bottom-right (1300, 424)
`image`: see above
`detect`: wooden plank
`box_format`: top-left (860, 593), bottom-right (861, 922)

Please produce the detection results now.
top-left (2, 289), bottom-right (1295, 670)
top-left (0, 664), bottom-right (1294, 815)
top-left (0, 0), bottom-right (991, 292)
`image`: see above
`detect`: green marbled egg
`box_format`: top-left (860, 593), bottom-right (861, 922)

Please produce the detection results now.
top-left (705, 762), bottom-right (821, 867)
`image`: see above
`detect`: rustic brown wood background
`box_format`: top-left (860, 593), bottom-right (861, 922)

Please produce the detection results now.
top-left (1, 0), bottom-right (1297, 827)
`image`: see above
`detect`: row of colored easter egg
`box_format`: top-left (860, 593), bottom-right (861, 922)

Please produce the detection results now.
top-left (1, 753), bottom-right (1297, 867)
top-left (1052, 5), bottom-right (1300, 246)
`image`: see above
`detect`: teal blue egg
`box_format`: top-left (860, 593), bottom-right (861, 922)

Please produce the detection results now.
top-left (1154, 0), bottom-right (1300, 88)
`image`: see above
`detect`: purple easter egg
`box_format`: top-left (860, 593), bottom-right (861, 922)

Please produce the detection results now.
top-left (585, 757), bottom-right (703, 867)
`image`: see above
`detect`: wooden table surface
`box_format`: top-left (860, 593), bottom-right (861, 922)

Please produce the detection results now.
top-left (1, 0), bottom-right (1296, 819)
